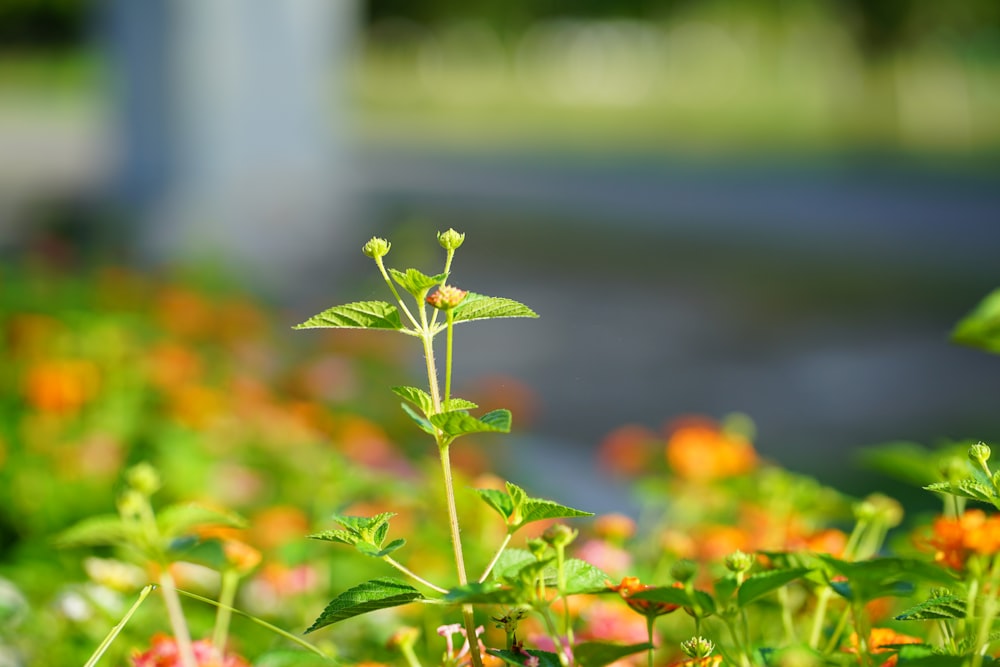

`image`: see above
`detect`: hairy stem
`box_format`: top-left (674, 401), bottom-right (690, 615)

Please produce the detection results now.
top-left (479, 532), bottom-right (513, 583)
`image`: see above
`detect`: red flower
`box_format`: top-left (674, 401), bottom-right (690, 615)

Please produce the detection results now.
top-left (132, 634), bottom-right (251, 667)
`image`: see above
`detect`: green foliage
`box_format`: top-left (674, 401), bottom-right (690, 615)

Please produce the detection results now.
top-left (952, 288), bottom-right (1000, 354)
top-left (572, 642), bottom-right (655, 667)
top-left (450, 293), bottom-right (539, 326)
top-left (489, 648), bottom-right (562, 667)
top-left (896, 594), bottom-right (968, 620)
top-left (475, 481), bottom-right (592, 531)
top-left (925, 479), bottom-right (998, 507)
top-left (737, 568), bottom-right (812, 607)
top-left (389, 268), bottom-right (449, 299)
top-left (293, 301), bottom-right (404, 331)
top-left (309, 513), bottom-right (402, 558)
top-left (157, 503), bottom-right (246, 538)
top-left (430, 408), bottom-right (512, 441)
top-left (819, 556), bottom-right (957, 603)
top-left (305, 578), bottom-right (426, 633)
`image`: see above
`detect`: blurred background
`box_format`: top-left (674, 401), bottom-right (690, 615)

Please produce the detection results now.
top-left (1, 0), bottom-right (1000, 508)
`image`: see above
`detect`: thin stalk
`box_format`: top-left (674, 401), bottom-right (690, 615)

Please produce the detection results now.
top-left (479, 532), bottom-right (513, 583)
top-left (444, 311), bottom-right (455, 405)
top-left (778, 585), bottom-right (796, 644)
top-left (555, 544), bottom-right (575, 647)
top-left (400, 640), bottom-right (424, 667)
top-left (723, 618), bottom-right (751, 667)
top-left (83, 584), bottom-right (154, 667)
top-left (384, 555), bottom-right (449, 594)
top-left (971, 554), bottom-right (1000, 667)
top-left (821, 606), bottom-right (852, 655)
top-left (423, 332), bottom-right (442, 411)
top-left (540, 607), bottom-right (571, 667)
top-left (212, 569), bottom-right (240, 656)
top-left (849, 603), bottom-right (871, 667)
top-left (175, 588), bottom-right (328, 657)
top-left (374, 256), bottom-right (420, 328)
top-left (159, 570), bottom-right (198, 667)
top-left (645, 615), bottom-right (655, 667)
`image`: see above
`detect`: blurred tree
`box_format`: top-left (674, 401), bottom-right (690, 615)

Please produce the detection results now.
top-left (0, 0), bottom-right (92, 49)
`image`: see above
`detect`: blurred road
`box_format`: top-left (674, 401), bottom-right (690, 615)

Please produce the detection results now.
top-left (3, 118), bottom-right (1000, 504)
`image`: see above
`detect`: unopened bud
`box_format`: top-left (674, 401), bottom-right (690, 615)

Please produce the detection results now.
top-left (426, 285), bottom-right (468, 310)
top-left (362, 237), bottom-right (391, 259)
top-left (527, 538), bottom-right (548, 559)
top-left (670, 559), bottom-right (698, 584)
top-left (865, 493), bottom-right (903, 528)
top-left (725, 550), bottom-right (754, 574)
top-left (970, 442), bottom-right (992, 466)
top-left (437, 228), bottom-right (465, 251)
top-left (125, 462), bottom-right (161, 497)
top-left (542, 523), bottom-right (577, 549)
top-left (680, 636), bottom-right (715, 659)
top-left (853, 500), bottom-right (877, 522)
top-left (117, 489), bottom-right (146, 519)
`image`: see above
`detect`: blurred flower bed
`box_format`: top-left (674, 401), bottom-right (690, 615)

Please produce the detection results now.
top-left (3, 257), bottom-right (1000, 667)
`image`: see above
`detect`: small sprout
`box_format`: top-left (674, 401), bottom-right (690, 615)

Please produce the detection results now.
top-left (362, 237), bottom-right (391, 259)
top-left (970, 442), bottom-right (992, 466)
top-left (680, 636), bottom-right (716, 659)
top-left (427, 285), bottom-right (468, 311)
top-left (670, 559), bottom-right (698, 584)
top-left (526, 538), bottom-right (549, 559)
top-left (542, 523), bottom-right (577, 549)
top-left (725, 550), bottom-right (754, 574)
top-left (864, 493), bottom-right (904, 528)
top-left (438, 228), bottom-right (466, 251)
top-left (117, 489), bottom-right (147, 520)
top-left (125, 462), bottom-right (161, 497)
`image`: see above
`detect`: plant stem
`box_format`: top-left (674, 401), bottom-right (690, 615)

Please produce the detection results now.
top-left (645, 615), bottom-right (655, 667)
top-left (541, 607), bottom-right (571, 667)
top-left (444, 311), bottom-right (455, 406)
top-left (212, 569), bottom-right (240, 656)
top-left (159, 569), bottom-right (198, 667)
top-left (808, 587), bottom-right (832, 650)
top-left (479, 532), bottom-right (513, 583)
top-left (971, 554), bottom-right (1000, 667)
top-left (384, 555), bottom-right (449, 594)
top-left (554, 544), bottom-right (575, 647)
top-left (83, 584), bottom-right (154, 667)
top-left (375, 256), bottom-right (420, 328)
top-left (821, 606), bottom-right (851, 655)
top-left (778, 585), bottom-right (796, 644)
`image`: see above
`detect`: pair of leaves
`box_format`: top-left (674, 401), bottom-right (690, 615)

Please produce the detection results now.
top-left (445, 548), bottom-right (610, 605)
top-left (395, 384), bottom-right (512, 442)
top-left (476, 481), bottom-right (592, 532)
top-left (309, 512), bottom-right (405, 559)
top-left (293, 293), bottom-right (537, 333)
top-left (490, 642), bottom-right (652, 667)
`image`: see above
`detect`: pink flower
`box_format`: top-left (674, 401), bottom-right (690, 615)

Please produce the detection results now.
top-left (132, 634), bottom-right (250, 667)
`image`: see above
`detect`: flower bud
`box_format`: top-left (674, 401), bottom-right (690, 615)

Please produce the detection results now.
top-left (724, 550), bottom-right (754, 574)
top-left (362, 237), bottom-right (391, 259)
top-left (970, 442), bottom-right (992, 466)
top-left (437, 228), bottom-right (465, 251)
top-left (125, 462), bottom-right (161, 497)
top-left (670, 559), bottom-right (698, 584)
top-left (680, 636), bottom-right (716, 659)
top-left (426, 285), bottom-right (468, 310)
top-left (865, 493), bottom-right (903, 528)
top-left (527, 538), bottom-right (549, 559)
top-left (542, 523), bottom-right (577, 549)
top-left (117, 489), bottom-right (146, 519)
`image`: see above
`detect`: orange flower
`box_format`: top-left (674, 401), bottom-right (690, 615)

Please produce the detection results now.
top-left (23, 359), bottom-right (100, 414)
top-left (608, 577), bottom-right (683, 617)
top-left (845, 628), bottom-right (921, 667)
top-left (665, 416), bottom-right (756, 481)
top-left (919, 510), bottom-right (1000, 570)
top-left (597, 424), bottom-right (659, 477)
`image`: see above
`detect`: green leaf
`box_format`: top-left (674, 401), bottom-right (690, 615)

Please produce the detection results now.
top-left (400, 402), bottom-right (436, 435)
top-left (293, 301), bottom-right (403, 331)
top-left (896, 594), bottom-right (967, 620)
top-left (488, 649), bottom-right (562, 667)
top-left (430, 409), bottom-right (512, 440)
top-left (493, 549), bottom-right (537, 581)
top-left (952, 287), bottom-right (1000, 354)
top-left (924, 479), bottom-right (996, 505)
top-left (476, 488), bottom-right (515, 522)
top-left (356, 538), bottom-right (406, 558)
top-left (857, 441), bottom-right (946, 487)
top-left (392, 386), bottom-right (434, 415)
top-left (389, 268), bottom-right (448, 298)
top-left (158, 503), bottom-right (246, 540)
top-left (518, 498), bottom-right (593, 527)
top-left (573, 642), bottom-right (654, 667)
top-left (329, 512), bottom-right (395, 546)
top-left (819, 556), bottom-right (957, 603)
top-left (444, 581), bottom-right (517, 605)
top-left (629, 586), bottom-right (693, 607)
top-left (561, 559), bottom-right (611, 595)
top-left (307, 529), bottom-right (358, 547)
top-left (54, 515), bottom-right (131, 549)
top-left (451, 293), bottom-right (539, 325)
top-left (304, 578), bottom-right (424, 633)
top-left (444, 397), bottom-right (478, 411)
top-left (737, 568), bottom-right (811, 608)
